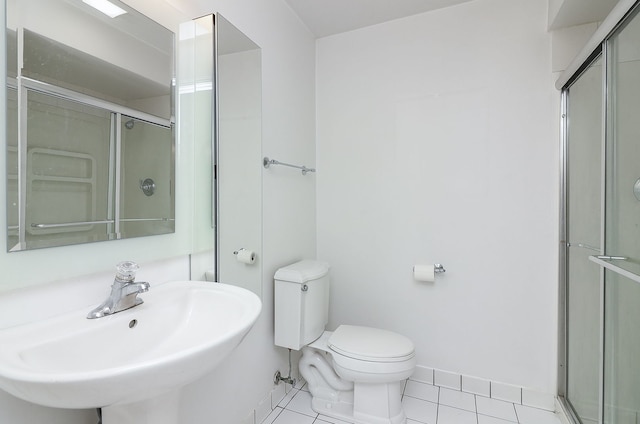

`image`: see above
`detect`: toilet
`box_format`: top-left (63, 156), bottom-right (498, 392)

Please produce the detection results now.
top-left (274, 260), bottom-right (415, 424)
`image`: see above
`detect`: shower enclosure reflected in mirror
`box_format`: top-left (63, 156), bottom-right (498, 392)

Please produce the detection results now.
top-left (6, 0), bottom-right (175, 252)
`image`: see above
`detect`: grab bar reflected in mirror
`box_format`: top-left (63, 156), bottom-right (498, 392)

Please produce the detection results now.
top-left (31, 218), bottom-right (175, 229)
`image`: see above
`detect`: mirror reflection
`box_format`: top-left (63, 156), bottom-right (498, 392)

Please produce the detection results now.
top-left (176, 14), bottom-right (262, 296)
top-left (6, 0), bottom-right (175, 252)
top-left (216, 15), bottom-right (262, 297)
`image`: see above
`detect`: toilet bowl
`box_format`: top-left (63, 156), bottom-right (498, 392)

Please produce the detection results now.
top-left (301, 326), bottom-right (415, 424)
top-left (273, 260), bottom-right (416, 424)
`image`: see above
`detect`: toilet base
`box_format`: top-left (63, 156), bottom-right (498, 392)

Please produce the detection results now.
top-left (353, 381), bottom-right (406, 424)
top-left (310, 397), bottom-right (355, 423)
top-left (310, 382), bottom-right (407, 424)
top-left (300, 347), bottom-right (407, 424)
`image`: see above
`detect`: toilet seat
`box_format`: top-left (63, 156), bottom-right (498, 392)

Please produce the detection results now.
top-left (328, 325), bottom-right (415, 362)
top-left (326, 325), bottom-right (416, 384)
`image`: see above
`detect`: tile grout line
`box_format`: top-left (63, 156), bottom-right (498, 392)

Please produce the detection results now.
top-left (474, 393), bottom-right (479, 424)
top-left (435, 385), bottom-right (441, 424)
top-left (272, 407), bottom-right (284, 424)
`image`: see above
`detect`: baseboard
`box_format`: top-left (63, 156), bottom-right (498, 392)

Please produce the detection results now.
top-left (411, 365), bottom-right (556, 412)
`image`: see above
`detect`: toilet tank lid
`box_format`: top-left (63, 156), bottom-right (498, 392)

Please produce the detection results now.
top-left (274, 260), bottom-right (330, 284)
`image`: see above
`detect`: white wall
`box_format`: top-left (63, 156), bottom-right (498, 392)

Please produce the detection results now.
top-left (316, 0), bottom-right (558, 394)
top-left (0, 0), bottom-right (316, 423)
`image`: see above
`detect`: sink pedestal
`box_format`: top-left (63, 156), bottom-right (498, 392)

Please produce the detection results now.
top-left (102, 390), bottom-right (180, 424)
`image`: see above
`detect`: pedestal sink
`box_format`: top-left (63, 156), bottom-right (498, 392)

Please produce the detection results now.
top-left (0, 281), bottom-right (261, 424)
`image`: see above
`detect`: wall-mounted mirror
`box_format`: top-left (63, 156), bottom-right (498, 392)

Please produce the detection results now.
top-left (177, 14), bottom-right (262, 297)
top-left (216, 15), bottom-right (262, 298)
top-left (6, 0), bottom-right (175, 252)
top-left (178, 14), bottom-right (262, 296)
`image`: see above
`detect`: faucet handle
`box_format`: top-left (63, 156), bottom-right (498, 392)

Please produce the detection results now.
top-left (115, 261), bottom-right (140, 282)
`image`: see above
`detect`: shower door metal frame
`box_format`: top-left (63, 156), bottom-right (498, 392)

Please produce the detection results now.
top-left (558, 48), bottom-right (606, 424)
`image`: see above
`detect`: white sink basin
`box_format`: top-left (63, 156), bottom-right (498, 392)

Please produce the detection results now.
top-left (0, 281), bottom-right (261, 411)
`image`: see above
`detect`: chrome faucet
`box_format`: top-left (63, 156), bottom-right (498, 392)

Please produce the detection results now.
top-left (87, 261), bottom-right (150, 319)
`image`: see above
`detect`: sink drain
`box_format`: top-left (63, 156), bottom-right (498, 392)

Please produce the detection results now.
top-left (128, 319), bottom-right (138, 328)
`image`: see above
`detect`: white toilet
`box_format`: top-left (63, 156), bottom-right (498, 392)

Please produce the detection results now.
top-left (274, 260), bottom-right (416, 424)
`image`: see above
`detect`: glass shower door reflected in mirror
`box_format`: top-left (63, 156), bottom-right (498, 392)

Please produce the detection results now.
top-left (23, 91), bottom-right (113, 250)
top-left (119, 117), bottom-right (174, 239)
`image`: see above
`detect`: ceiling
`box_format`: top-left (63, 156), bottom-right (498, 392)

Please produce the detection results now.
top-left (283, 0), bottom-right (621, 38)
top-left (282, 0), bottom-right (473, 38)
top-left (548, 0), bottom-right (619, 30)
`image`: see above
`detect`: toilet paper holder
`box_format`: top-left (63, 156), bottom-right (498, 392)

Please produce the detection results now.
top-left (233, 248), bottom-right (257, 265)
top-left (434, 264), bottom-right (446, 274)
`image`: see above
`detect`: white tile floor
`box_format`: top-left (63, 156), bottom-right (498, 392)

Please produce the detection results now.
top-left (261, 380), bottom-right (563, 424)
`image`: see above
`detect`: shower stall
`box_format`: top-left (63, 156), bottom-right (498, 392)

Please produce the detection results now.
top-left (6, 84), bottom-right (174, 251)
top-left (6, 23), bottom-right (175, 252)
top-left (559, 1), bottom-right (640, 423)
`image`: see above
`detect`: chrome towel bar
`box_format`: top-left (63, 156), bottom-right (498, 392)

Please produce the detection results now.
top-left (263, 157), bottom-right (315, 175)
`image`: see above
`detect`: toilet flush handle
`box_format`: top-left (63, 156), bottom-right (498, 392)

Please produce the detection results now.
top-left (301, 284), bottom-right (308, 292)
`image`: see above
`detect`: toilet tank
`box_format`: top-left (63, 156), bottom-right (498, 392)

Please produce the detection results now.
top-left (274, 260), bottom-right (330, 350)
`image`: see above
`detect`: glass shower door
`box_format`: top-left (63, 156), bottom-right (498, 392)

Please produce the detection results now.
top-left (564, 56), bottom-right (603, 424)
top-left (562, 5), bottom-right (640, 424)
top-left (603, 9), bottom-right (640, 423)
top-left (603, 272), bottom-right (640, 424)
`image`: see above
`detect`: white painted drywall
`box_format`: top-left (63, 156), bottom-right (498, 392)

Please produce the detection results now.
top-left (316, 0), bottom-right (559, 393)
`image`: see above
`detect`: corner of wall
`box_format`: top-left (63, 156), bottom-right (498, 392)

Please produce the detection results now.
top-left (551, 22), bottom-right (599, 73)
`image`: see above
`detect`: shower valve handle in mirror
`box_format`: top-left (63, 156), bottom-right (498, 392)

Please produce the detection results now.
top-left (139, 178), bottom-right (156, 196)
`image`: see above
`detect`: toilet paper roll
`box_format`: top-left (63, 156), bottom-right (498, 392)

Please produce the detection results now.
top-left (413, 264), bottom-right (435, 282)
top-left (236, 249), bottom-right (256, 265)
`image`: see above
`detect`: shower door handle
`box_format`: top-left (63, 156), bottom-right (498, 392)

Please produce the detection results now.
top-left (595, 255), bottom-right (628, 261)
